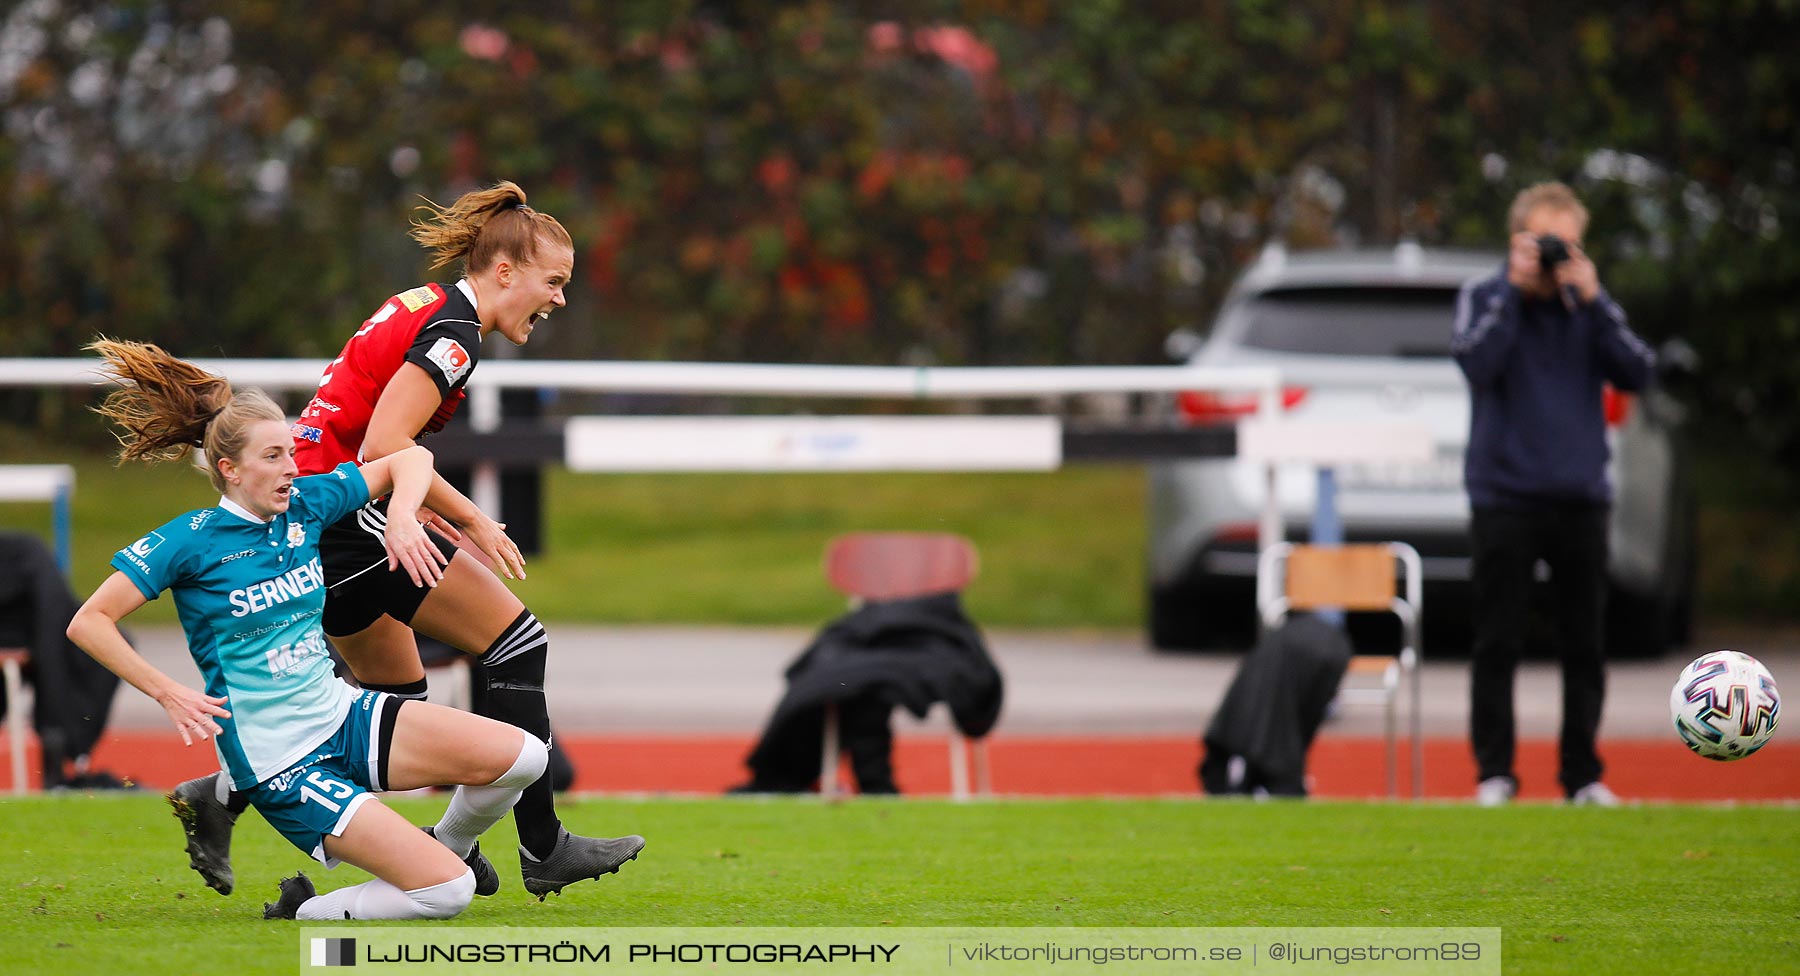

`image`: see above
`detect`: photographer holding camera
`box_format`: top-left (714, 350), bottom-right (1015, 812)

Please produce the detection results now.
top-left (1450, 181), bottom-right (1657, 807)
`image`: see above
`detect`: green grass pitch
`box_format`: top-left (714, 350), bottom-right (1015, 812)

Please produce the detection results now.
top-left (3, 794), bottom-right (1794, 974)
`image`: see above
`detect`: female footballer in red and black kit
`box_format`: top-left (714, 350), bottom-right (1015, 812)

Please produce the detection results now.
top-left (169, 182), bottom-right (645, 902)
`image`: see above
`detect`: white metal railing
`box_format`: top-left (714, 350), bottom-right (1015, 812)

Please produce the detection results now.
top-left (0, 356), bottom-right (1282, 398)
top-left (1, 357), bottom-right (1289, 548)
top-left (0, 360), bottom-right (1447, 561)
top-left (3, 355), bottom-right (1455, 660)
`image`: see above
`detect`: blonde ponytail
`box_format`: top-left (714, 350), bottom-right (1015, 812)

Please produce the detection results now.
top-left (88, 337), bottom-right (286, 493)
top-left (410, 180), bottom-right (573, 273)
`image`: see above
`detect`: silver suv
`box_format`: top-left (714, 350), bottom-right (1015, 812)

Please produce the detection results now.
top-left (1146, 244), bottom-right (1695, 658)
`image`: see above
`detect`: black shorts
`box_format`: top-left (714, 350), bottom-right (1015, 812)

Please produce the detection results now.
top-left (320, 498), bottom-right (460, 637)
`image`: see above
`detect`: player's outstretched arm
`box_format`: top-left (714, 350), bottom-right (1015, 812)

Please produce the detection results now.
top-left (67, 573), bottom-right (231, 746)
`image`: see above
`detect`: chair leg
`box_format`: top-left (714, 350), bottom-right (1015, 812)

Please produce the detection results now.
top-left (1384, 663), bottom-right (1401, 799)
top-left (1410, 656), bottom-right (1425, 800)
top-left (972, 738), bottom-right (991, 796)
top-left (820, 703), bottom-right (840, 798)
top-left (948, 730), bottom-right (970, 802)
top-left (1384, 693), bottom-right (1398, 799)
top-left (3, 657), bottom-right (27, 795)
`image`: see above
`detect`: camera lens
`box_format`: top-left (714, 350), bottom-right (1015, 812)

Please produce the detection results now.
top-left (1537, 234), bottom-right (1569, 271)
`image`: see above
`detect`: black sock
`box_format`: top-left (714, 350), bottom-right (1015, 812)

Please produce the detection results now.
top-left (478, 610), bottom-right (561, 858)
top-left (211, 769), bottom-right (253, 814)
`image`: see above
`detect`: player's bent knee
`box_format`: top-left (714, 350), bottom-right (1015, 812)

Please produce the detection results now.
top-left (490, 732), bottom-right (549, 790)
top-left (409, 867), bottom-right (476, 919)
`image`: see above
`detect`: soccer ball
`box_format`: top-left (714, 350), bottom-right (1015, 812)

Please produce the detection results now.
top-left (1669, 650), bottom-right (1781, 761)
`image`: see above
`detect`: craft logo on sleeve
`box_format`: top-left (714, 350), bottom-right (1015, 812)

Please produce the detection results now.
top-left (425, 337), bottom-right (473, 384)
top-left (310, 937), bottom-right (356, 967)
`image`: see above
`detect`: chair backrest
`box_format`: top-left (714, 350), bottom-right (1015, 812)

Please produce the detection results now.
top-left (1256, 541), bottom-right (1423, 631)
top-left (1283, 545), bottom-right (1398, 611)
top-left (823, 532), bottom-right (978, 602)
top-left (1256, 540), bottom-right (1426, 800)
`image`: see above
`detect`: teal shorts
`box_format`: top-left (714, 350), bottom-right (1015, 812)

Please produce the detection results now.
top-left (247, 690), bottom-right (401, 866)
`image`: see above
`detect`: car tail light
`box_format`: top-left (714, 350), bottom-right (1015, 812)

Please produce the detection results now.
top-left (1209, 521), bottom-right (1261, 546)
top-left (1603, 385), bottom-right (1632, 427)
top-left (1176, 386), bottom-right (1308, 426)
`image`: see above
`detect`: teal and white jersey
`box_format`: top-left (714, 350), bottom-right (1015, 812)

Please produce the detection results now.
top-left (111, 463), bottom-right (370, 791)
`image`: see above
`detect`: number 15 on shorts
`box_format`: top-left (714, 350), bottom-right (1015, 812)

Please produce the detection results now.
top-left (299, 771), bottom-right (355, 812)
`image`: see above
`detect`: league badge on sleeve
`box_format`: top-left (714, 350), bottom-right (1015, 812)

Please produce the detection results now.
top-left (397, 285), bottom-right (439, 312)
top-left (425, 337), bottom-right (473, 385)
top-left (119, 530), bottom-right (166, 574)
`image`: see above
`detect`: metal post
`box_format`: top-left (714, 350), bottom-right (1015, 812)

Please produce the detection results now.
top-left (469, 383), bottom-right (502, 519)
top-left (1255, 379), bottom-right (1284, 558)
top-left (53, 481), bottom-right (72, 575)
top-left (1312, 467), bottom-right (1345, 628)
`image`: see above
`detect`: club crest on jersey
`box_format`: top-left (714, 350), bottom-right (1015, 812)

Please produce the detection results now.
top-left (425, 337), bottom-right (473, 384)
top-left (397, 285), bottom-right (439, 312)
top-left (287, 523), bottom-right (307, 548)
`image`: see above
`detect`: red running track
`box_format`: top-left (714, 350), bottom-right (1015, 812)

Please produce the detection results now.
top-left (5, 732), bottom-right (1794, 802)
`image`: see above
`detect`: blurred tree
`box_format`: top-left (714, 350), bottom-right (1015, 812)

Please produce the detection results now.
top-left (1405, 3), bottom-right (1800, 467)
top-left (0, 0), bottom-right (1796, 464)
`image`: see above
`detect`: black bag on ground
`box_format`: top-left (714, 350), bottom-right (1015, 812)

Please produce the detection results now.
top-left (1198, 614), bottom-right (1351, 797)
top-left (736, 592), bottom-right (1003, 794)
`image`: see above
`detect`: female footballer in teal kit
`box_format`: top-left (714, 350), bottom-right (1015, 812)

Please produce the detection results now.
top-left (67, 339), bottom-right (546, 920)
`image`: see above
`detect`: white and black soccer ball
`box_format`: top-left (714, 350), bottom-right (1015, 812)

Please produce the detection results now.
top-left (1670, 650), bottom-right (1781, 761)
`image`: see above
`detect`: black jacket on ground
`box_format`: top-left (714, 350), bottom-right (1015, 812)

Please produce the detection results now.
top-left (744, 592), bottom-right (1003, 791)
top-left (0, 531), bottom-right (121, 771)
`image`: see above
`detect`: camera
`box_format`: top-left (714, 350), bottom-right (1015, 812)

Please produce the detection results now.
top-left (1536, 234), bottom-right (1571, 273)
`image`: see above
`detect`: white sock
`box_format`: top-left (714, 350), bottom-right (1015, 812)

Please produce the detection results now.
top-left (429, 735), bottom-right (548, 858)
top-left (214, 772), bottom-right (232, 805)
top-left (295, 870), bottom-right (475, 921)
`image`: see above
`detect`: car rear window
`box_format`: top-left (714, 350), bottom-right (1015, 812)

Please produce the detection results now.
top-left (1237, 287), bottom-right (1458, 357)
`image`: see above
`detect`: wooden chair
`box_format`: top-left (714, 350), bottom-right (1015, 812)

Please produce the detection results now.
top-left (0, 647), bottom-right (29, 794)
top-left (1255, 542), bottom-right (1424, 798)
top-left (818, 532), bottom-right (989, 800)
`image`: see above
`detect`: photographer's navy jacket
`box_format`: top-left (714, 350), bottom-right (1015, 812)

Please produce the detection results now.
top-left (1451, 269), bottom-right (1656, 510)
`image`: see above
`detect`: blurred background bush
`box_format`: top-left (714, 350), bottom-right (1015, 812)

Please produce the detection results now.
top-left (3, 1), bottom-right (1795, 623)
